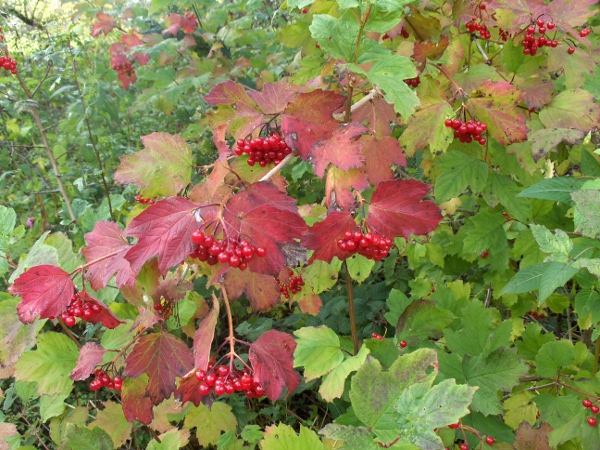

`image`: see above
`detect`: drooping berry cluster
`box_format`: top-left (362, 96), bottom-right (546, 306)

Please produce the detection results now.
top-left (134, 195), bottom-right (156, 205)
top-left (276, 270), bottom-right (305, 299)
top-left (579, 28), bottom-right (591, 38)
top-left (337, 230), bottom-right (393, 261)
top-left (0, 56), bottom-right (17, 75)
top-left (89, 369), bottom-right (123, 392)
top-left (444, 118), bottom-right (487, 145)
top-left (465, 19), bottom-right (491, 39)
top-left (111, 60), bottom-right (134, 77)
top-left (521, 19), bottom-right (558, 56)
top-left (404, 77), bottom-right (420, 87)
top-left (195, 364), bottom-right (264, 399)
top-left (233, 133), bottom-right (292, 167)
top-left (582, 398), bottom-right (599, 426)
top-left (371, 333), bottom-right (384, 340)
top-left (58, 293), bottom-right (102, 327)
top-left (190, 230), bottom-right (266, 269)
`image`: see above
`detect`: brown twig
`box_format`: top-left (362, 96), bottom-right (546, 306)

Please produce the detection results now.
top-left (345, 263), bottom-right (359, 355)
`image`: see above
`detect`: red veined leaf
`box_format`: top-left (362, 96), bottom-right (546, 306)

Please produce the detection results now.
top-left (122, 376), bottom-right (154, 424)
top-left (413, 36), bottom-right (449, 64)
top-left (224, 181), bottom-right (298, 214)
top-left (125, 197), bottom-right (201, 275)
top-left (249, 330), bottom-right (301, 400)
top-left (70, 342), bottom-right (105, 381)
top-left (246, 81), bottom-right (299, 115)
top-left (124, 332), bottom-right (194, 404)
top-left (367, 179), bottom-right (443, 239)
top-left (194, 298), bottom-right (219, 371)
top-left (163, 13), bottom-right (198, 36)
top-left (205, 80), bottom-right (258, 107)
top-left (9, 265), bottom-right (75, 324)
top-left (188, 160), bottom-right (233, 205)
top-left (151, 270), bottom-right (193, 305)
top-left (490, 0), bottom-right (548, 34)
top-left (91, 12), bottom-right (116, 37)
top-left (325, 167), bottom-right (369, 211)
top-left (130, 306), bottom-right (161, 333)
top-left (223, 269), bottom-right (282, 311)
top-left (175, 371), bottom-right (206, 407)
top-left (281, 90), bottom-right (345, 159)
top-left (360, 135), bottom-right (406, 185)
top-left (82, 221), bottom-right (136, 291)
top-left (352, 96), bottom-right (397, 138)
top-left (78, 291), bottom-right (125, 329)
top-left (309, 123), bottom-right (368, 178)
top-left (121, 32), bottom-right (144, 50)
top-left (302, 211), bottom-right (357, 264)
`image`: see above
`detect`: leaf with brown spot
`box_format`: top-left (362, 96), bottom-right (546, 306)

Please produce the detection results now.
top-left (325, 167), bottom-right (369, 212)
top-left (122, 375), bottom-right (154, 424)
top-left (309, 123), bottom-right (368, 178)
top-left (514, 422), bottom-right (552, 450)
top-left (223, 270), bottom-right (282, 311)
top-left (360, 135), bottom-right (406, 185)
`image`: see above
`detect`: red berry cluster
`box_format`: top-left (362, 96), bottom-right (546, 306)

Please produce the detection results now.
top-left (337, 230), bottom-right (393, 261)
top-left (234, 133), bottom-right (292, 167)
top-left (58, 293), bottom-right (102, 327)
top-left (134, 195), bottom-right (156, 205)
top-left (583, 398), bottom-right (599, 426)
top-left (465, 19), bottom-right (491, 39)
top-left (195, 364), bottom-right (264, 399)
top-left (521, 20), bottom-right (558, 56)
top-left (276, 270), bottom-right (305, 299)
top-left (111, 59), bottom-right (135, 78)
top-left (0, 56), bottom-right (17, 75)
top-left (190, 230), bottom-right (266, 269)
top-left (526, 310), bottom-right (546, 320)
top-left (404, 77), bottom-right (420, 87)
top-left (579, 28), bottom-right (591, 38)
top-left (90, 369), bottom-right (123, 392)
top-left (371, 333), bottom-right (384, 340)
top-left (444, 118), bottom-right (487, 145)
top-left (498, 27), bottom-right (510, 42)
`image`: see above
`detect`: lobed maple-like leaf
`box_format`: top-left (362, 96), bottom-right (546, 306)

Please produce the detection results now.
top-left (122, 375), bottom-right (154, 424)
top-left (367, 179), bottom-right (443, 239)
top-left (490, 0), bottom-right (548, 34)
top-left (9, 265), bottom-right (75, 324)
top-left (114, 133), bottom-right (193, 198)
top-left (194, 298), bottom-right (219, 371)
top-left (223, 269), bottom-right (282, 311)
top-left (325, 167), bottom-right (369, 211)
top-left (352, 96), bottom-right (397, 138)
top-left (225, 182), bottom-right (298, 214)
top-left (151, 271), bottom-right (193, 305)
top-left (79, 291), bottom-right (125, 329)
top-left (399, 102), bottom-right (454, 156)
top-left (247, 81), bottom-right (299, 115)
top-left (175, 371), bottom-right (206, 407)
top-left (188, 160), bottom-right (233, 205)
top-left (281, 90), bottom-right (345, 159)
top-left (249, 330), bottom-right (301, 400)
top-left (360, 135), bottom-right (406, 185)
top-left (303, 212), bottom-right (357, 264)
top-left (204, 80), bottom-right (258, 107)
top-left (82, 221), bottom-right (136, 291)
top-left (124, 332), bottom-right (194, 404)
top-left (413, 36), bottom-right (449, 64)
top-left (91, 12), bottom-right (116, 37)
top-left (70, 342), bottom-right (105, 381)
top-left (309, 123), bottom-right (368, 178)
top-left (163, 13), bottom-right (198, 36)
top-left (125, 197), bottom-right (200, 275)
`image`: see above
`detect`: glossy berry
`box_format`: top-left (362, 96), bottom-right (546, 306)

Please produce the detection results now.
top-left (567, 47), bottom-right (575, 54)
top-left (301, 8), bottom-right (308, 13)
top-left (485, 436), bottom-right (495, 445)
top-left (460, 444), bottom-right (469, 450)
top-left (547, 22), bottom-right (555, 30)
top-left (591, 405), bottom-right (599, 414)
top-left (583, 399), bottom-right (593, 408)
top-left (234, 133), bottom-right (292, 167)
top-left (448, 422), bottom-right (460, 429)
top-left (588, 417), bottom-right (597, 427)
top-left (400, 340), bottom-right (408, 348)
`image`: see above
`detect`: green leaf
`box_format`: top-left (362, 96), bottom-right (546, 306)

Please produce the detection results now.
top-left (534, 393), bottom-right (580, 429)
top-left (293, 326), bottom-right (344, 380)
top-left (535, 340), bottom-right (576, 379)
top-left (259, 424), bottom-right (325, 450)
top-left (384, 289), bottom-right (411, 326)
top-left (9, 231), bottom-right (58, 284)
top-left (0, 205), bottom-right (16, 235)
top-left (303, 259), bottom-right (342, 294)
top-left (40, 393), bottom-right (67, 421)
top-left (396, 300), bottom-right (455, 343)
top-left (516, 323), bottom-right (556, 361)
top-left (90, 401), bottom-right (132, 448)
top-left (482, 172), bottom-right (532, 223)
top-left (183, 402), bottom-right (237, 447)
top-left (461, 210), bottom-right (507, 255)
top-left (574, 289), bottom-right (600, 326)
top-left (548, 406), bottom-right (600, 450)
top-left (147, 429), bottom-right (191, 449)
top-left (503, 393), bottom-right (537, 430)
top-left (501, 263), bottom-right (546, 295)
top-left (529, 128), bottom-right (585, 162)
top-left (320, 345), bottom-right (370, 402)
top-left (530, 224), bottom-right (573, 260)
top-left (434, 151), bottom-right (489, 203)
top-left (538, 262), bottom-right (579, 304)
top-left (346, 254), bottom-right (375, 284)
top-left (64, 424), bottom-right (114, 450)
top-left (572, 189), bottom-right (600, 238)
top-left (14, 332), bottom-right (79, 397)
top-left (517, 177), bottom-right (585, 204)
top-left (319, 424), bottom-right (380, 450)
top-left (538, 89), bottom-right (600, 131)
top-left (391, 379), bottom-right (476, 450)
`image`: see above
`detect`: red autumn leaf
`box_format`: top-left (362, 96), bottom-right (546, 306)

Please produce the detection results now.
top-left (223, 269), bottom-right (282, 311)
top-left (302, 211), bottom-right (357, 264)
top-left (131, 52), bottom-right (149, 66)
top-left (189, 160), bottom-right (235, 205)
top-left (82, 221), bottom-right (136, 291)
top-left (246, 81), bottom-right (299, 115)
top-left (225, 182), bottom-right (298, 214)
top-left (121, 32), bottom-right (144, 50)
top-left (249, 330), bottom-right (301, 400)
top-left (91, 12), bottom-right (116, 37)
top-left (151, 271), bottom-right (193, 305)
top-left (130, 306), bottom-right (161, 333)
top-left (174, 372), bottom-right (206, 407)
top-left (122, 376), bottom-right (154, 424)
top-left (413, 36), bottom-right (449, 64)
top-left (78, 291), bottom-right (125, 329)
top-left (9, 265), bottom-right (75, 324)
top-left (204, 80), bottom-right (258, 107)
top-left (547, 0), bottom-right (596, 28)
top-left (295, 292), bottom-right (322, 316)
top-left (309, 123), bottom-right (368, 178)
top-left (367, 179), bottom-right (443, 239)
top-left (124, 332), bottom-right (194, 404)
top-left (489, 0), bottom-right (548, 34)
top-left (360, 135), bottom-right (406, 185)
top-left (70, 342), bottom-right (105, 381)
top-left (117, 68), bottom-right (137, 90)
top-left (162, 13), bottom-right (197, 36)
top-left (125, 197), bottom-right (200, 275)
top-left (325, 167), bottom-right (369, 211)
top-left (518, 77), bottom-right (555, 110)
top-left (194, 298), bottom-right (219, 370)
top-left (352, 96), bottom-right (397, 138)
top-left (281, 90), bottom-right (345, 159)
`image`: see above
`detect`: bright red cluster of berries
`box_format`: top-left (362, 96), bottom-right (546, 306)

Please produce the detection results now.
top-left (111, 60), bottom-right (135, 78)
top-left (234, 133), bottom-right (292, 167)
top-left (583, 398), bottom-right (599, 426)
top-left (190, 230), bottom-right (266, 269)
top-left (90, 369), bottom-right (123, 392)
top-left (134, 195), bottom-right (156, 205)
top-left (195, 364), bottom-right (264, 399)
top-left (579, 28), bottom-right (591, 38)
top-left (57, 293), bottom-right (102, 327)
top-left (444, 118), bottom-right (488, 145)
top-left (465, 19), bottom-right (491, 39)
top-left (526, 310), bottom-right (546, 320)
top-left (521, 20), bottom-right (558, 56)
top-left (404, 77), bottom-right (420, 87)
top-left (0, 56), bottom-right (17, 75)
top-left (371, 333), bottom-right (384, 340)
top-left (276, 270), bottom-right (305, 299)
top-left (337, 230), bottom-right (393, 261)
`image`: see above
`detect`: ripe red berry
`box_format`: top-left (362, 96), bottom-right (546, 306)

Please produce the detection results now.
top-left (567, 47), bottom-right (575, 54)
top-left (547, 22), bottom-right (555, 30)
top-left (448, 422), bottom-right (460, 429)
top-left (485, 436), bottom-right (495, 445)
top-left (588, 417), bottom-right (597, 426)
top-left (583, 399), bottom-right (593, 408)
top-left (301, 8), bottom-right (308, 13)
top-left (256, 247), bottom-right (266, 257)
top-left (460, 444), bottom-right (469, 450)
top-left (481, 250), bottom-right (489, 259)
top-left (479, 3), bottom-right (486, 9)
top-left (537, 19), bottom-right (544, 27)
top-left (198, 381), bottom-right (211, 395)
top-left (191, 230), bottom-right (205, 244)
top-left (195, 369), bottom-right (206, 381)
top-left (400, 340), bottom-right (408, 348)
top-left (591, 405), bottom-right (600, 414)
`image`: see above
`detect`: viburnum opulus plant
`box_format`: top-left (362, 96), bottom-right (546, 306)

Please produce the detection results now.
top-left (2, 0), bottom-right (600, 448)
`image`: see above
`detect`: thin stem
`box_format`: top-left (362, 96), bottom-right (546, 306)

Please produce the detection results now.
top-left (70, 248), bottom-right (124, 276)
top-left (345, 262), bottom-right (359, 355)
top-left (350, 87), bottom-right (381, 113)
top-left (428, 63), bottom-right (467, 97)
top-left (473, 37), bottom-right (490, 62)
top-left (58, 321), bottom-right (82, 348)
top-left (221, 289), bottom-right (236, 359)
top-left (259, 152), bottom-right (295, 182)
top-left (20, 415), bottom-right (50, 450)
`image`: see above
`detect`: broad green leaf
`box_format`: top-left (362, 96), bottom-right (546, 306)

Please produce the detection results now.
top-left (548, 406), bottom-right (600, 450)
top-left (530, 225), bottom-right (572, 261)
top-left (14, 332), bottom-right (79, 397)
top-left (294, 326), bottom-right (344, 380)
top-left (9, 231), bottom-right (58, 284)
top-left (40, 393), bottom-right (67, 421)
top-left (529, 128), bottom-right (585, 162)
top-left (538, 262), bottom-right (579, 304)
top-left (391, 379), bottom-right (476, 450)
top-left (320, 345), bottom-right (370, 402)
top-left (64, 424), bottom-right (114, 450)
top-left (396, 301), bottom-right (455, 343)
top-left (517, 177), bottom-right (585, 204)
top-left (433, 151), bottom-right (489, 203)
top-left (503, 393), bottom-right (537, 430)
top-left (535, 340), bottom-right (576, 379)
top-left (572, 189), bottom-right (600, 238)
top-left (0, 205), bottom-right (16, 235)
top-left (461, 210), bottom-right (507, 255)
top-left (260, 423), bottom-right (325, 450)
top-left (539, 89), bottom-right (600, 131)
top-left (90, 401), bottom-right (132, 448)
top-left (303, 259), bottom-right (343, 294)
top-left (399, 103), bottom-right (454, 155)
top-left (183, 402), bottom-right (237, 447)
top-left (482, 172), bottom-right (532, 223)
top-left (319, 424), bottom-right (379, 450)
top-left (574, 289), bottom-right (600, 326)
top-left (147, 429), bottom-right (190, 449)
top-left (534, 393), bottom-right (580, 429)
top-left (501, 263), bottom-right (546, 295)
top-left (516, 323), bottom-right (556, 361)
top-left (346, 254), bottom-right (375, 284)
top-left (384, 289), bottom-right (411, 327)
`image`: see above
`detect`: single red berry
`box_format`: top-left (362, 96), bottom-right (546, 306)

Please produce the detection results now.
top-left (485, 436), bottom-right (495, 445)
top-left (301, 8), bottom-right (308, 14)
top-left (198, 381), bottom-right (211, 395)
top-left (400, 340), bottom-right (408, 348)
top-left (195, 369), bottom-right (206, 381)
top-left (448, 422), bottom-right (460, 429)
top-left (113, 375), bottom-right (123, 384)
top-left (191, 230), bottom-right (205, 244)
top-left (583, 399), bottom-right (593, 408)
top-left (205, 372), bottom-right (217, 386)
top-left (537, 19), bottom-right (544, 27)
top-left (547, 22), bottom-right (555, 29)
top-left (481, 250), bottom-right (489, 259)
top-left (567, 47), bottom-right (575, 54)
top-left (214, 384), bottom-right (226, 396)
top-left (256, 247), bottom-right (266, 257)
top-left (588, 417), bottom-right (597, 426)
top-left (479, 3), bottom-right (486, 9)
top-left (460, 444), bottom-right (469, 450)
top-left (591, 405), bottom-right (600, 414)
top-left (217, 365), bottom-right (230, 377)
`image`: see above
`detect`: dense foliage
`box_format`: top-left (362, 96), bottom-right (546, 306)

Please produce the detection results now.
top-left (1, 0), bottom-right (600, 449)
